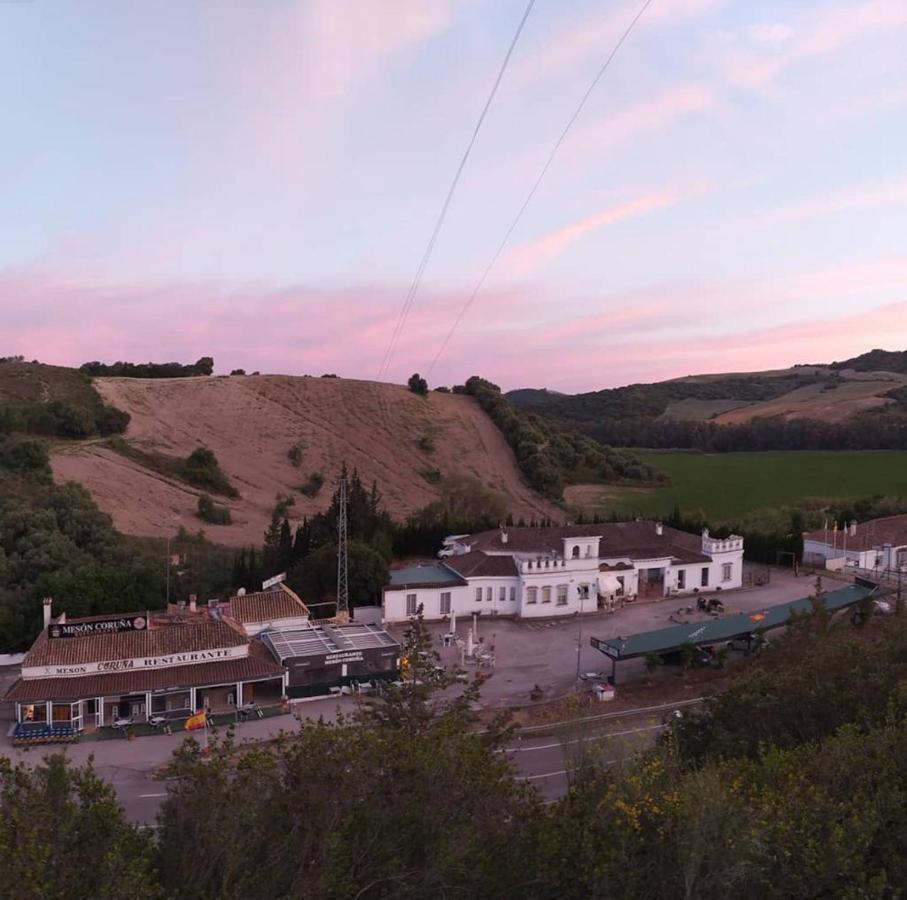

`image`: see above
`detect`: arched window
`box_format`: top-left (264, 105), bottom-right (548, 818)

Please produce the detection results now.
top-left (571, 545), bottom-right (580, 558)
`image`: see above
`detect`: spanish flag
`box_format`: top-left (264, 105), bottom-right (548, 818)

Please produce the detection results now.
top-left (185, 710), bottom-right (207, 732)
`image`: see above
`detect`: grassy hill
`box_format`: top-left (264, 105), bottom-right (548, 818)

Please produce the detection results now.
top-left (51, 373), bottom-right (566, 545)
top-left (508, 350), bottom-right (907, 450)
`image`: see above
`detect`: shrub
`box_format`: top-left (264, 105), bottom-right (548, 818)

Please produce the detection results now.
top-left (274, 493), bottom-right (296, 517)
top-left (230, 368), bottom-right (246, 376)
top-left (95, 404), bottom-right (131, 435)
top-left (183, 447), bottom-right (239, 498)
top-left (408, 373), bottom-right (429, 396)
top-left (197, 493), bottom-right (232, 525)
top-left (417, 435), bottom-right (435, 453)
top-left (299, 472), bottom-right (324, 498)
top-left (420, 467), bottom-right (442, 485)
top-left (287, 442), bottom-right (305, 468)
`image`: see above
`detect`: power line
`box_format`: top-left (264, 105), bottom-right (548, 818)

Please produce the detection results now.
top-left (377, 0), bottom-right (537, 382)
top-left (427, 0), bottom-right (655, 378)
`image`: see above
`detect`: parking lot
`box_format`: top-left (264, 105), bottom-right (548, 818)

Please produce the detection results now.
top-left (388, 566), bottom-right (831, 706)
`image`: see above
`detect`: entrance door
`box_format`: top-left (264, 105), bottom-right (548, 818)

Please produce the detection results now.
top-left (71, 701), bottom-right (83, 733)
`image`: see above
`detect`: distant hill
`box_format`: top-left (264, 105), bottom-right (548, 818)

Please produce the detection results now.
top-left (507, 350), bottom-right (907, 451)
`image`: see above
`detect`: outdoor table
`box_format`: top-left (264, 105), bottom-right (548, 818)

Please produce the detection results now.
top-left (113, 716), bottom-right (132, 728)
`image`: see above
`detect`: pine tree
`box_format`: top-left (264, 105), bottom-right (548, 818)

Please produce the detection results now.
top-left (278, 518), bottom-right (293, 573)
top-left (262, 511), bottom-right (282, 577)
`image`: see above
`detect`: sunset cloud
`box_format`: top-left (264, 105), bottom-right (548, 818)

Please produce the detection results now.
top-left (504, 190), bottom-right (681, 276)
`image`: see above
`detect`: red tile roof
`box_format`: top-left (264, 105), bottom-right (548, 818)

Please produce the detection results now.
top-left (5, 651), bottom-right (285, 702)
top-left (803, 515), bottom-right (907, 552)
top-left (227, 585), bottom-right (310, 625)
top-left (23, 618), bottom-right (247, 668)
top-left (443, 552), bottom-right (518, 578)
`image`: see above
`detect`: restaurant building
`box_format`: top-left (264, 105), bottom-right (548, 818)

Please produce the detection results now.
top-left (5, 598), bottom-right (288, 738)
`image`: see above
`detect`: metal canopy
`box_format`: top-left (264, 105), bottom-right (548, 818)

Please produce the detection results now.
top-left (262, 623), bottom-right (398, 663)
top-left (590, 583), bottom-right (875, 661)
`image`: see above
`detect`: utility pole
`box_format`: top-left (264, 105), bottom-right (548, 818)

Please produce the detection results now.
top-left (336, 476), bottom-right (349, 617)
top-left (166, 533), bottom-right (171, 605)
top-left (575, 589), bottom-right (585, 686)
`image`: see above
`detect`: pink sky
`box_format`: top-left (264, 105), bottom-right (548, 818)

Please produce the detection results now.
top-left (0, 0), bottom-right (905, 392)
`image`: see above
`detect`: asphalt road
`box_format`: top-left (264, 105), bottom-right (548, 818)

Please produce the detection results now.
top-left (114, 706), bottom-right (680, 824)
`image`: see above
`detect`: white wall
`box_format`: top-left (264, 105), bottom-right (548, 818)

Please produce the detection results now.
top-left (382, 585), bottom-right (470, 623)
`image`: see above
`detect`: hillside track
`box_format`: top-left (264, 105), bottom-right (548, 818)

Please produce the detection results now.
top-left (51, 375), bottom-right (561, 545)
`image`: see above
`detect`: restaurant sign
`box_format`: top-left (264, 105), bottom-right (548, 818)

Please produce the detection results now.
top-left (48, 615), bottom-right (148, 639)
top-left (23, 645), bottom-right (247, 679)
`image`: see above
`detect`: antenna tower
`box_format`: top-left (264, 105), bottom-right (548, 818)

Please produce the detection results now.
top-left (336, 476), bottom-right (349, 616)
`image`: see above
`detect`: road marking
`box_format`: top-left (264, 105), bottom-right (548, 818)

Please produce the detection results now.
top-left (517, 760), bottom-right (618, 781)
top-left (502, 723), bottom-right (664, 753)
top-left (138, 792), bottom-right (168, 798)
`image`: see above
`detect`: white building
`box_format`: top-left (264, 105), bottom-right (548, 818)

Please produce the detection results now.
top-left (802, 515), bottom-right (907, 573)
top-left (382, 522), bottom-right (744, 623)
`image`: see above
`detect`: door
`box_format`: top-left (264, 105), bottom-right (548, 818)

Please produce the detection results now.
top-left (71, 701), bottom-right (83, 733)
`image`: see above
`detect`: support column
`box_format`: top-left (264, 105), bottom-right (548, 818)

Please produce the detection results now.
top-left (96, 697), bottom-right (104, 727)
top-left (189, 687), bottom-right (197, 712)
top-left (45, 702), bottom-right (52, 726)
top-left (235, 682), bottom-right (243, 709)
top-left (282, 671), bottom-right (289, 698)
top-left (144, 692), bottom-right (152, 721)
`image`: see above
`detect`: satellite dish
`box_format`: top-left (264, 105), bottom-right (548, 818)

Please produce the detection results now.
top-left (237, 587), bottom-right (246, 596)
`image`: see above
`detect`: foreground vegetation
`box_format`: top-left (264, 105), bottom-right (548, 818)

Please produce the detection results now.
top-left (5, 609), bottom-right (907, 898)
top-left (571, 449), bottom-right (907, 522)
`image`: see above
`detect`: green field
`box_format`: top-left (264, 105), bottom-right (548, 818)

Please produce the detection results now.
top-left (565, 450), bottom-right (907, 523)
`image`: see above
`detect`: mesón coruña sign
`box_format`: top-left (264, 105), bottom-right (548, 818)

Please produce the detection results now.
top-left (48, 615), bottom-right (148, 639)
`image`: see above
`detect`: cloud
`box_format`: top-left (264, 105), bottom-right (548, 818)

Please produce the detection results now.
top-left (571, 84), bottom-right (716, 157)
top-left (503, 190), bottom-right (682, 276)
top-left (509, 0), bottom-right (722, 89)
top-left (748, 174), bottom-right (907, 226)
top-left (727, 0), bottom-right (907, 89)
top-left (2, 254), bottom-right (905, 394)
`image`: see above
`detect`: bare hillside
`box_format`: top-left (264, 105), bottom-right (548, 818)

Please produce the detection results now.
top-left (51, 375), bottom-right (560, 546)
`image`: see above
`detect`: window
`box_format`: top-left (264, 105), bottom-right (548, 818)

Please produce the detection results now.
top-left (509, 586), bottom-right (516, 602)
top-left (722, 563), bottom-right (733, 583)
top-left (677, 569), bottom-right (686, 590)
top-left (486, 587), bottom-right (493, 602)
top-left (578, 584), bottom-right (590, 600)
top-left (556, 584), bottom-right (568, 606)
top-left (542, 586), bottom-right (552, 604)
top-left (527, 587), bottom-right (538, 604)
top-left (571, 545), bottom-right (580, 558)
top-left (475, 587), bottom-right (482, 603)
top-left (406, 593), bottom-right (417, 616)
top-left (440, 592), bottom-right (451, 615)
top-left (616, 576), bottom-right (625, 596)
top-left (701, 567), bottom-right (709, 587)
top-left (499, 586), bottom-right (506, 602)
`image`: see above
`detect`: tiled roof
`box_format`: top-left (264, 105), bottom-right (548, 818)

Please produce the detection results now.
top-left (443, 552), bottom-right (518, 579)
top-left (386, 565), bottom-right (466, 591)
top-left (803, 515), bottom-right (907, 552)
top-left (600, 562), bottom-right (634, 571)
top-left (23, 618), bottom-right (248, 668)
top-left (5, 651), bottom-right (284, 702)
top-left (464, 522), bottom-right (710, 562)
top-left (228, 585), bottom-right (310, 625)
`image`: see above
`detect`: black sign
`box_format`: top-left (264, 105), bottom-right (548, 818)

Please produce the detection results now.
top-left (48, 615), bottom-right (148, 639)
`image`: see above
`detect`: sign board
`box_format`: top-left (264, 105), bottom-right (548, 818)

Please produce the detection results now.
top-left (48, 615), bottom-right (147, 640)
top-left (23, 645), bottom-right (246, 679)
top-left (262, 572), bottom-right (287, 591)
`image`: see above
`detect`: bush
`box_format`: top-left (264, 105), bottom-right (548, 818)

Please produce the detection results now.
top-left (197, 494), bottom-right (232, 525)
top-left (95, 404), bottom-right (131, 435)
top-left (183, 447), bottom-right (238, 498)
top-left (417, 435), bottom-right (435, 453)
top-left (299, 472), bottom-right (324, 497)
top-left (80, 357), bottom-right (214, 378)
top-left (408, 373), bottom-right (428, 396)
top-left (274, 493), bottom-right (296, 517)
top-left (287, 442), bottom-right (305, 468)
top-left (420, 467), bottom-right (442, 484)
top-left (0, 440), bottom-right (50, 477)
top-left (230, 368), bottom-right (246, 376)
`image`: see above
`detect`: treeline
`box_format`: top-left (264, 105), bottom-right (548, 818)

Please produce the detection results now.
top-left (0, 397), bottom-right (129, 439)
top-left (232, 468), bottom-right (554, 610)
top-left (80, 356), bottom-right (214, 378)
top-left (7, 611), bottom-right (907, 899)
top-left (0, 482), bottom-right (164, 649)
top-left (830, 347), bottom-right (907, 373)
top-left (459, 376), bottom-right (665, 498)
top-left (579, 408), bottom-right (907, 451)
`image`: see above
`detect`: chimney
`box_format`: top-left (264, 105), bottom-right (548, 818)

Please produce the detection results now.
top-left (655, 522), bottom-right (663, 536)
top-left (42, 597), bottom-right (53, 628)
top-left (849, 520), bottom-right (857, 537)
top-left (189, 594), bottom-right (197, 613)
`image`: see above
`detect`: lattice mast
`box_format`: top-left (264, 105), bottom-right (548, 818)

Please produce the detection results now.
top-left (336, 476), bottom-right (349, 617)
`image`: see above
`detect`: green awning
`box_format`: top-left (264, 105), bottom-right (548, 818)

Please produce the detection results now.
top-left (590, 583), bottom-right (874, 661)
